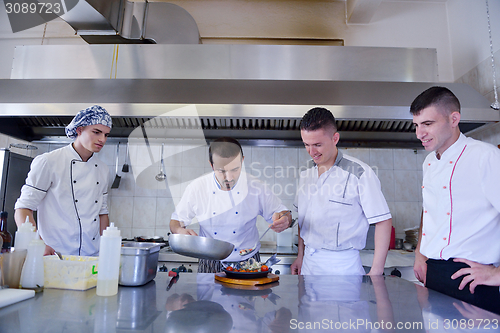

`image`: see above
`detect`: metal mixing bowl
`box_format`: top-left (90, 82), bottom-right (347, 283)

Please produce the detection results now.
top-left (169, 234), bottom-right (235, 260)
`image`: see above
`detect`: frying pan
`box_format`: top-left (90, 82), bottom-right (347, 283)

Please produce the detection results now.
top-left (169, 234), bottom-right (234, 260)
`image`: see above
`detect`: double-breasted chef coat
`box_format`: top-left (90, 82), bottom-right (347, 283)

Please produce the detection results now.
top-left (172, 170), bottom-right (287, 262)
top-left (15, 144), bottom-right (109, 256)
top-left (420, 133), bottom-right (500, 265)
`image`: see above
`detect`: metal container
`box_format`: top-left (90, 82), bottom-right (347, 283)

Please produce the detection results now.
top-left (169, 234), bottom-right (234, 260)
top-left (119, 242), bottom-right (161, 286)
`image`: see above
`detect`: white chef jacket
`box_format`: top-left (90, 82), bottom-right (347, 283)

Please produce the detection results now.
top-left (420, 133), bottom-right (500, 265)
top-left (294, 151), bottom-right (391, 251)
top-left (172, 171), bottom-right (287, 262)
top-left (15, 144), bottom-right (109, 256)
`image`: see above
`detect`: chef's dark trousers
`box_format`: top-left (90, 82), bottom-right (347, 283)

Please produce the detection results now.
top-left (198, 252), bottom-right (261, 273)
top-left (426, 258), bottom-right (500, 315)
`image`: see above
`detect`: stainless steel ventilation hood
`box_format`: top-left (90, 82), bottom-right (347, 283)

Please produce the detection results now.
top-left (2, 44), bottom-right (498, 148)
top-left (59, 0), bottom-right (200, 44)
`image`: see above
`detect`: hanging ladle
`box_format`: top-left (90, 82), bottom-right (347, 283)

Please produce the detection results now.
top-left (155, 143), bottom-right (167, 181)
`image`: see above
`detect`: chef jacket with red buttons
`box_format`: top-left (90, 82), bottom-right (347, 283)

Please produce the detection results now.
top-left (420, 133), bottom-right (500, 265)
top-left (171, 170), bottom-right (288, 262)
top-left (15, 144), bottom-right (109, 256)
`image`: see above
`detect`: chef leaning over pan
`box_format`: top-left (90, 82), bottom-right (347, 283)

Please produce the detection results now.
top-left (170, 137), bottom-right (293, 273)
top-left (14, 105), bottom-right (112, 256)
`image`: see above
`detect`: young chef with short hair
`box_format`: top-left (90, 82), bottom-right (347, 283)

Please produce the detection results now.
top-left (14, 105), bottom-right (112, 256)
top-left (291, 107), bottom-right (392, 275)
top-left (169, 137), bottom-right (292, 273)
top-left (411, 86), bottom-right (500, 314)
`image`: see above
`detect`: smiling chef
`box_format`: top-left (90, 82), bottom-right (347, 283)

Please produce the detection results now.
top-left (14, 105), bottom-right (112, 256)
top-left (411, 86), bottom-right (500, 314)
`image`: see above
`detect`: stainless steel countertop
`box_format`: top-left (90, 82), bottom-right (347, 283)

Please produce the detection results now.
top-left (2, 273), bottom-right (499, 332)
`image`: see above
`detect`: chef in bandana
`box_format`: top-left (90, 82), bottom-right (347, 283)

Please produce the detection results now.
top-left (15, 105), bottom-right (113, 256)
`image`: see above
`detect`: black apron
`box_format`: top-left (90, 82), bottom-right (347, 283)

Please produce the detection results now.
top-left (426, 258), bottom-right (500, 315)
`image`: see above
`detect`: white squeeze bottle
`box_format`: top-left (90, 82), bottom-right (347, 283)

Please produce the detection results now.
top-left (20, 231), bottom-right (45, 291)
top-left (96, 223), bottom-right (121, 296)
top-left (15, 216), bottom-right (36, 250)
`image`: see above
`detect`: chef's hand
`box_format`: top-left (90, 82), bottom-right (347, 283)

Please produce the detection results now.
top-left (271, 211), bottom-right (291, 233)
top-left (451, 258), bottom-right (500, 294)
top-left (291, 255), bottom-right (302, 275)
top-left (177, 228), bottom-right (198, 236)
top-left (44, 245), bottom-right (56, 256)
top-left (413, 250), bottom-right (427, 285)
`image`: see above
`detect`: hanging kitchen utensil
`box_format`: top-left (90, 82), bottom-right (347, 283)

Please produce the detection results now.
top-left (155, 143), bottom-right (167, 181)
top-left (485, 0), bottom-right (500, 110)
top-left (111, 143), bottom-right (121, 188)
top-left (121, 142), bottom-right (129, 172)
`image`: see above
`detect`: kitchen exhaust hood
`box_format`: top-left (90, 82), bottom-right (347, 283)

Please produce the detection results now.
top-left (58, 0), bottom-right (200, 44)
top-left (1, 44), bottom-right (498, 148)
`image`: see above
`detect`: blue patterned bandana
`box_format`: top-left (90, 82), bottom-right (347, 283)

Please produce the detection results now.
top-left (65, 105), bottom-right (113, 139)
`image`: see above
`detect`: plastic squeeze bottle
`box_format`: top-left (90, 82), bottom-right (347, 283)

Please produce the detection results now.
top-left (96, 223), bottom-right (121, 296)
top-left (20, 231), bottom-right (45, 292)
top-left (14, 216), bottom-right (36, 251)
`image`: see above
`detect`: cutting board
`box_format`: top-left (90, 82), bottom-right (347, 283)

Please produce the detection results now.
top-left (0, 288), bottom-right (35, 308)
top-left (216, 280), bottom-right (279, 292)
top-left (214, 273), bottom-right (279, 286)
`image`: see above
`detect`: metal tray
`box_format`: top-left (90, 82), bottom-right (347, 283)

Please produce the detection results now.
top-left (119, 242), bottom-right (161, 286)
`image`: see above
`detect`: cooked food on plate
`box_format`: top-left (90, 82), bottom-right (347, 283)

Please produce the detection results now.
top-left (225, 258), bottom-right (269, 273)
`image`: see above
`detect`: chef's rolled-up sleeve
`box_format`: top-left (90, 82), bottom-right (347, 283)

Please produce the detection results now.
top-left (358, 167), bottom-right (391, 224)
top-left (14, 154), bottom-right (51, 211)
top-left (99, 192), bottom-right (109, 215)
